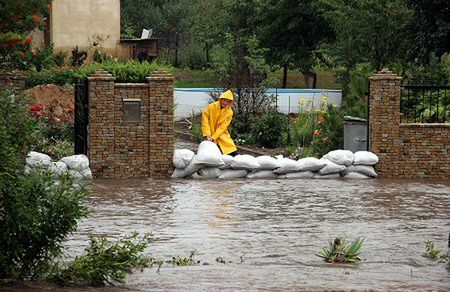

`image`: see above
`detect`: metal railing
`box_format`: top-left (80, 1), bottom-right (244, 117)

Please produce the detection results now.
top-left (400, 85), bottom-right (449, 123)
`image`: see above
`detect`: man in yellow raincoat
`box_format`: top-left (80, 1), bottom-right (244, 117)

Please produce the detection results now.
top-left (202, 90), bottom-right (238, 155)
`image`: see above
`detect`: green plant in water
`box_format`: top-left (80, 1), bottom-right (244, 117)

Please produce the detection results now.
top-left (424, 241), bottom-right (441, 260)
top-left (165, 251), bottom-right (200, 266)
top-left (52, 232), bottom-right (152, 287)
top-left (316, 237), bottom-right (364, 263)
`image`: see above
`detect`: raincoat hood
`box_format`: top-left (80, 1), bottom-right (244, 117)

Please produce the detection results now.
top-left (219, 90), bottom-right (234, 102)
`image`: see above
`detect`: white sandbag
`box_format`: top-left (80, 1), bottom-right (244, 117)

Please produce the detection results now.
top-left (172, 155), bottom-right (202, 178)
top-left (273, 157), bottom-right (302, 174)
top-left (256, 156), bottom-right (281, 170)
top-left (80, 168), bottom-right (93, 179)
top-left (68, 169), bottom-right (84, 180)
top-left (343, 165), bottom-right (377, 177)
top-left (247, 170), bottom-right (278, 179)
top-left (218, 169), bottom-right (248, 179)
top-left (353, 151), bottom-right (379, 165)
top-left (196, 141), bottom-right (225, 167)
top-left (231, 154), bottom-right (261, 170)
top-left (313, 173), bottom-right (341, 179)
top-left (343, 172), bottom-right (371, 179)
top-left (50, 161), bottom-right (68, 177)
top-left (323, 150), bottom-right (354, 166)
top-left (192, 167), bottom-right (221, 179)
top-left (26, 151), bottom-right (52, 168)
top-left (298, 157), bottom-right (326, 172)
top-left (220, 155), bottom-right (234, 169)
top-left (60, 154), bottom-right (89, 171)
top-left (318, 159), bottom-right (347, 175)
top-left (285, 171), bottom-right (315, 179)
top-left (24, 165), bottom-right (32, 174)
top-left (173, 149), bottom-right (195, 169)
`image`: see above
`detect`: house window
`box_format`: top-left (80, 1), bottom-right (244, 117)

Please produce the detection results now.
top-left (123, 99), bottom-right (141, 123)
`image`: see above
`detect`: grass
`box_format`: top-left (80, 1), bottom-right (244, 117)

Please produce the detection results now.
top-left (316, 237), bottom-right (364, 263)
top-left (174, 68), bottom-right (341, 89)
top-left (424, 241), bottom-right (441, 260)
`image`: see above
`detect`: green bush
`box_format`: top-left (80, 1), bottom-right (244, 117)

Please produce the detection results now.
top-left (0, 89), bottom-right (89, 281)
top-left (25, 60), bottom-right (174, 88)
top-left (53, 232), bottom-right (152, 287)
top-left (250, 109), bottom-right (287, 148)
top-left (178, 42), bottom-right (208, 70)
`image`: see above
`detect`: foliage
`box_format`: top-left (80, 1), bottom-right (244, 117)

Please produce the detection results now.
top-left (0, 0), bottom-right (51, 70)
top-left (404, 54), bottom-right (450, 85)
top-left (25, 60), bottom-right (173, 88)
top-left (424, 241), bottom-right (441, 260)
top-left (165, 252), bottom-right (200, 266)
top-left (70, 46), bottom-right (88, 67)
top-left (340, 63), bottom-right (373, 119)
top-left (52, 51), bottom-right (68, 67)
top-left (0, 89), bottom-right (89, 281)
top-left (178, 42), bottom-right (208, 70)
top-left (93, 49), bottom-right (112, 64)
top-left (316, 237), bottom-right (364, 263)
top-left (250, 109), bottom-right (288, 148)
top-left (186, 112), bottom-right (204, 143)
top-left (53, 232), bottom-right (152, 287)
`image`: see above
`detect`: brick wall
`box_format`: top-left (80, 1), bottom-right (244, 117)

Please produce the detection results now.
top-left (0, 71), bottom-right (26, 90)
top-left (87, 70), bottom-right (174, 179)
top-left (369, 70), bottom-right (449, 179)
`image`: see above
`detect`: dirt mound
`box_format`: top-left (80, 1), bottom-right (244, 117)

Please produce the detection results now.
top-left (26, 84), bottom-right (74, 115)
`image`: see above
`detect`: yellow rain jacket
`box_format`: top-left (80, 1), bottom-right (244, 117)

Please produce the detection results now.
top-left (201, 90), bottom-right (237, 155)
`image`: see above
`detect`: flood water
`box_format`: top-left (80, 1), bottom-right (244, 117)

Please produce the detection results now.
top-left (54, 178), bottom-right (449, 291)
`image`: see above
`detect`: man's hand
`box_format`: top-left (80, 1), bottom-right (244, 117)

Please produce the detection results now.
top-left (204, 136), bottom-right (213, 142)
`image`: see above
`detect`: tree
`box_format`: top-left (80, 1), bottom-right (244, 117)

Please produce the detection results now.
top-left (0, 0), bottom-right (51, 70)
top-left (258, 0), bottom-right (334, 88)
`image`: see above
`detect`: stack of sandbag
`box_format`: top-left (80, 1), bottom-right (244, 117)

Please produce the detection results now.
top-left (25, 152), bottom-right (92, 182)
top-left (172, 143), bottom-right (379, 180)
top-left (341, 151), bottom-right (379, 179)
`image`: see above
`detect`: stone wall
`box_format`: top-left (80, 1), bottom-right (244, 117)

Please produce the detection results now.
top-left (0, 71), bottom-right (26, 90)
top-left (87, 70), bottom-right (174, 179)
top-left (369, 70), bottom-right (449, 179)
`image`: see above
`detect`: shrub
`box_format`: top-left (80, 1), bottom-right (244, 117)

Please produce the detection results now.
top-left (53, 232), bottom-right (152, 287)
top-left (0, 89), bottom-right (89, 281)
top-left (316, 237), bottom-right (364, 263)
top-left (250, 109), bottom-right (287, 148)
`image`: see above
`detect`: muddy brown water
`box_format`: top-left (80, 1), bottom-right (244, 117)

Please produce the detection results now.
top-left (4, 178), bottom-right (450, 291)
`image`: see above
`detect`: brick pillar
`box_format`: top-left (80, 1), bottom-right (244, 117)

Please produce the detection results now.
top-left (147, 70), bottom-right (174, 179)
top-left (0, 70), bottom-right (26, 90)
top-left (87, 70), bottom-right (116, 178)
top-left (368, 70), bottom-right (402, 177)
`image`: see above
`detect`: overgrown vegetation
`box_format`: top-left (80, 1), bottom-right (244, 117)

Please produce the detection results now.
top-left (316, 237), bottom-right (364, 263)
top-left (52, 232), bottom-right (152, 287)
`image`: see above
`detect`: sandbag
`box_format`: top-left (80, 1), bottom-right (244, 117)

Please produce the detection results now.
top-left (323, 150), bottom-right (354, 166)
top-left (231, 154), bottom-right (261, 170)
top-left (50, 161), bottom-right (68, 177)
top-left (285, 171), bottom-right (315, 179)
top-left (220, 155), bottom-right (234, 169)
top-left (80, 168), bottom-right (93, 179)
top-left (313, 173), bottom-right (341, 179)
top-left (218, 169), bottom-right (248, 179)
top-left (173, 149), bottom-right (195, 169)
top-left (343, 172), bottom-right (371, 179)
top-left (318, 159), bottom-right (347, 175)
top-left (192, 167), bottom-right (221, 179)
top-left (68, 169), bottom-right (84, 180)
top-left (273, 157), bottom-right (301, 174)
top-left (247, 170), bottom-right (278, 179)
top-left (26, 151), bottom-right (52, 168)
top-left (60, 154), bottom-right (90, 171)
top-left (343, 165), bottom-right (377, 177)
top-left (353, 151), bottom-right (379, 165)
top-left (256, 156), bottom-right (281, 170)
top-left (298, 157), bottom-right (326, 172)
top-left (172, 155), bottom-right (202, 178)
top-left (195, 141), bottom-right (225, 167)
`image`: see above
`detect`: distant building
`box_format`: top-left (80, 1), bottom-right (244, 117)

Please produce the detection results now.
top-left (32, 0), bottom-right (158, 62)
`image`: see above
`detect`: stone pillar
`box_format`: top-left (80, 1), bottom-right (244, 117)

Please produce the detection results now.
top-left (87, 70), bottom-right (116, 178)
top-left (0, 71), bottom-right (26, 90)
top-left (147, 70), bottom-right (174, 179)
top-left (368, 70), bottom-right (402, 177)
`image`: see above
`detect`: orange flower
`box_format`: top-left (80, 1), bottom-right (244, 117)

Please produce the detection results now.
top-left (314, 130), bottom-right (319, 135)
top-left (33, 15), bottom-right (39, 22)
top-left (317, 116), bottom-right (325, 123)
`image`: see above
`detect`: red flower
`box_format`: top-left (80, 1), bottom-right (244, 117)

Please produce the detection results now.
top-left (53, 69), bottom-right (58, 73)
top-left (43, 21), bottom-right (47, 27)
top-left (317, 116), bottom-right (325, 123)
top-left (24, 37), bottom-right (33, 45)
top-left (33, 15), bottom-right (39, 22)
top-left (34, 113), bottom-right (42, 118)
top-left (20, 52), bottom-right (25, 59)
top-left (32, 50), bottom-right (37, 57)
top-left (314, 130), bottom-right (319, 135)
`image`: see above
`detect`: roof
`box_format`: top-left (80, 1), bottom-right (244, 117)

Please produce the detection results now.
top-left (119, 38), bottom-right (160, 43)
